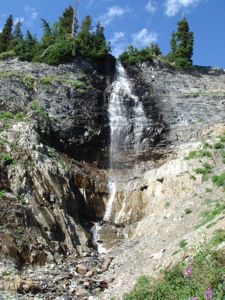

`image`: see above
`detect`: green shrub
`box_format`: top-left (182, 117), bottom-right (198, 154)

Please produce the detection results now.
top-left (220, 150), bottom-right (225, 158)
top-left (20, 198), bottom-right (26, 205)
top-left (29, 100), bottom-right (38, 110)
top-left (196, 199), bottom-right (225, 229)
top-left (0, 110), bottom-right (26, 121)
top-left (214, 142), bottom-right (224, 149)
top-left (0, 111), bottom-right (13, 119)
top-left (0, 190), bottom-right (6, 198)
top-left (40, 40), bottom-right (73, 65)
top-left (210, 229), bottom-right (225, 246)
top-left (15, 112), bottom-right (26, 121)
top-left (19, 74), bottom-right (35, 88)
top-left (179, 240), bottom-right (188, 248)
top-left (118, 44), bottom-right (157, 65)
top-left (204, 198), bottom-right (213, 205)
top-left (0, 153), bottom-right (14, 165)
top-left (184, 208), bottom-right (192, 214)
top-left (203, 142), bottom-right (212, 149)
top-left (15, 113), bottom-right (25, 121)
top-left (2, 271), bottom-right (12, 276)
top-left (212, 173), bottom-right (225, 187)
top-left (123, 275), bottom-right (152, 300)
top-left (29, 100), bottom-right (48, 118)
top-left (17, 226), bottom-right (24, 235)
top-left (184, 149), bottom-right (212, 160)
top-left (40, 76), bottom-right (55, 84)
top-left (195, 162), bottom-right (211, 175)
top-left (184, 150), bottom-right (197, 159)
top-left (0, 50), bottom-right (15, 60)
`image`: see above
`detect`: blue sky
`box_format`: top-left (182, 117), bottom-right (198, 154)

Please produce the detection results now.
top-left (1, 0), bottom-right (225, 68)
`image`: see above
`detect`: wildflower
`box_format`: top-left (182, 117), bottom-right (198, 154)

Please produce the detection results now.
top-left (205, 287), bottom-right (213, 300)
top-left (188, 298), bottom-right (198, 300)
top-left (184, 267), bottom-right (193, 278)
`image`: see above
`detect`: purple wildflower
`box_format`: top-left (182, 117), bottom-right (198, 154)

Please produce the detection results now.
top-left (188, 298), bottom-right (198, 300)
top-left (184, 267), bottom-right (194, 278)
top-left (205, 287), bottom-right (213, 300)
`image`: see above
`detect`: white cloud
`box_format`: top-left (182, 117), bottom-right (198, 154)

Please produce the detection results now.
top-left (110, 32), bottom-right (127, 58)
top-left (100, 6), bottom-right (131, 26)
top-left (164, 0), bottom-right (202, 17)
top-left (24, 6), bottom-right (38, 26)
top-left (145, 1), bottom-right (157, 13)
top-left (110, 31), bottom-right (126, 45)
top-left (25, 6), bottom-right (38, 20)
top-left (132, 28), bottom-right (157, 48)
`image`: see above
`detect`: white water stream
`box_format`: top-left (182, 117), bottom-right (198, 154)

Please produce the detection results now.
top-left (94, 62), bottom-right (150, 252)
top-left (105, 62), bottom-right (149, 222)
top-left (108, 62), bottom-right (149, 162)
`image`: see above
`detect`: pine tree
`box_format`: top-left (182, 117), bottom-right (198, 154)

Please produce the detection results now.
top-left (175, 18), bottom-right (194, 66)
top-left (170, 31), bottom-right (177, 54)
top-left (40, 18), bottom-right (55, 49)
top-left (91, 22), bottom-right (110, 58)
top-left (75, 15), bottom-right (93, 59)
top-left (14, 30), bottom-right (38, 61)
top-left (59, 6), bottom-right (74, 35)
top-left (150, 43), bottom-right (162, 57)
top-left (168, 18), bottom-right (194, 68)
top-left (8, 20), bottom-right (23, 50)
top-left (0, 15), bottom-right (13, 53)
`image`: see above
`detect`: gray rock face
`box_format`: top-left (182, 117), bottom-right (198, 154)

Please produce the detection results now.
top-left (127, 60), bottom-right (225, 143)
top-left (0, 55), bottom-right (116, 167)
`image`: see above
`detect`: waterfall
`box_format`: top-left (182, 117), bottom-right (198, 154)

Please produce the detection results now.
top-left (104, 62), bottom-right (150, 223)
top-left (93, 62), bottom-right (150, 253)
top-left (108, 62), bottom-right (149, 168)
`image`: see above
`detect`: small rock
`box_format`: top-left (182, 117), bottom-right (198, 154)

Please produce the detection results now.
top-left (75, 265), bottom-right (88, 275)
top-left (86, 269), bottom-right (97, 277)
top-left (83, 281), bottom-right (90, 289)
top-left (76, 288), bottom-right (87, 296)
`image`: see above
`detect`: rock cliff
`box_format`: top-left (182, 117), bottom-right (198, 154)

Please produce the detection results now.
top-left (0, 56), bottom-right (225, 299)
top-left (0, 55), bottom-right (115, 166)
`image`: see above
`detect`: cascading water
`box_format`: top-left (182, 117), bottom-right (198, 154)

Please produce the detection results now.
top-left (105, 62), bottom-right (150, 223)
top-left (93, 62), bottom-right (151, 252)
top-left (109, 62), bottom-right (149, 167)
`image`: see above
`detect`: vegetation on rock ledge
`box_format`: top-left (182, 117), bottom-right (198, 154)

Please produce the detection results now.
top-left (0, 6), bottom-right (110, 65)
top-left (119, 18), bottom-right (194, 69)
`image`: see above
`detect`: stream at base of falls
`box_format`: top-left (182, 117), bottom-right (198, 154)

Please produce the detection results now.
top-left (93, 62), bottom-right (152, 253)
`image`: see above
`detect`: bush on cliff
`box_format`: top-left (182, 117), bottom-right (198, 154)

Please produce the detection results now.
top-left (119, 43), bottom-right (161, 65)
